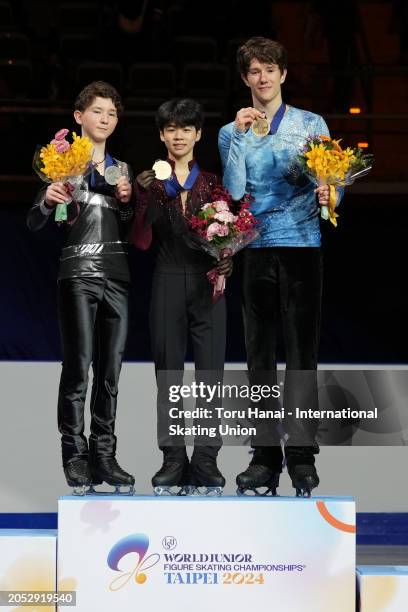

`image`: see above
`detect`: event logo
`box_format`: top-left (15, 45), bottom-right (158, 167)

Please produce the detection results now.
top-left (162, 536), bottom-right (177, 550)
top-left (107, 533), bottom-right (160, 590)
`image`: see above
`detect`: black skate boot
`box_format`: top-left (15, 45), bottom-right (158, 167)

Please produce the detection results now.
top-left (236, 464), bottom-right (280, 496)
top-left (64, 457), bottom-right (92, 495)
top-left (189, 451), bottom-right (225, 496)
top-left (287, 458), bottom-right (319, 497)
top-left (152, 449), bottom-right (190, 496)
top-left (90, 456), bottom-right (135, 495)
top-left (236, 449), bottom-right (281, 496)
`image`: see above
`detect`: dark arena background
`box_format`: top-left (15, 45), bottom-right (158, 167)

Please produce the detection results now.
top-left (1, 0), bottom-right (407, 363)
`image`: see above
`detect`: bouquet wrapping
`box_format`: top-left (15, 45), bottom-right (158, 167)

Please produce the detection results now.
top-left (298, 135), bottom-right (374, 227)
top-left (33, 128), bottom-right (93, 222)
top-left (189, 187), bottom-right (258, 302)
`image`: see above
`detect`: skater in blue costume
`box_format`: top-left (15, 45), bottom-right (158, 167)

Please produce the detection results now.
top-left (219, 37), bottom-right (342, 497)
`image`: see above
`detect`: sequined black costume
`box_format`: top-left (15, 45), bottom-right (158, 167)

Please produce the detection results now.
top-left (27, 160), bottom-right (133, 467)
top-left (133, 160), bottom-right (226, 460)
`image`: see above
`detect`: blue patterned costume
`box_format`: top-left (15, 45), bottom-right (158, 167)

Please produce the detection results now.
top-left (218, 105), bottom-right (334, 246)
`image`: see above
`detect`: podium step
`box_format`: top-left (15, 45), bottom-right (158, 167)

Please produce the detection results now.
top-left (0, 529), bottom-right (57, 611)
top-left (58, 495), bottom-right (355, 612)
top-left (357, 565), bottom-right (408, 611)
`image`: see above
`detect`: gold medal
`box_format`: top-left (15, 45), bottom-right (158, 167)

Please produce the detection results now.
top-left (252, 117), bottom-right (269, 137)
top-left (152, 160), bottom-right (172, 181)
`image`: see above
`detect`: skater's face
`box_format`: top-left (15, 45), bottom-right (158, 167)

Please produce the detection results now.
top-left (74, 97), bottom-right (118, 143)
top-left (160, 123), bottom-right (201, 161)
top-left (242, 59), bottom-right (287, 105)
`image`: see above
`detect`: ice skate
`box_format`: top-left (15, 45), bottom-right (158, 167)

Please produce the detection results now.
top-left (236, 463), bottom-right (280, 496)
top-left (90, 457), bottom-right (135, 495)
top-left (152, 452), bottom-right (190, 496)
top-left (288, 463), bottom-right (319, 497)
top-left (188, 454), bottom-right (225, 496)
top-left (64, 457), bottom-right (92, 495)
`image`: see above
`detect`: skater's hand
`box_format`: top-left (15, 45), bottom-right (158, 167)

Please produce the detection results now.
top-left (115, 176), bottom-right (132, 203)
top-left (137, 170), bottom-right (156, 190)
top-left (234, 107), bottom-right (265, 132)
top-left (314, 184), bottom-right (330, 206)
top-left (217, 256), bottom-right (233, 277)
top-left (44, 182), bottom-right (70, 207)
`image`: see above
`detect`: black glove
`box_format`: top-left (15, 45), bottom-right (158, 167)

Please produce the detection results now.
top-left (136, 170), bottom-right (156, 190)
top-left (217, 256), bottom-right (233, 277)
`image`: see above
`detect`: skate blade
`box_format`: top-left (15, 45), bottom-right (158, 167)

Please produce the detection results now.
top-left (295, 487), bottom-right (312, 498)
top-left (293, 477), bottom-right (318, 498)
top-left (154, 486), bottom-right (189, 497)
top-left (236, 485), bottom-right (278, 497)
top-left (88, 484), bottom-right (135, 496)
top-left (187, 486), bottom-right (223, 497)
top-left (71, 485), bottom-right (91, 496)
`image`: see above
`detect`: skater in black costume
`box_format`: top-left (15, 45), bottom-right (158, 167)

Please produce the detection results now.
top-left (28, 81), bottom-right (135, 494)
top-left (133, 99), bottom-right (232, 496)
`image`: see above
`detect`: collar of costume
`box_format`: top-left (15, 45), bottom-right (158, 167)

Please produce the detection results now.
top-left (90, 152), bottom-right (116, 187)
top-left (164, 158), bottom-right (200, 199)
top-left (268, 102), bottom-right (286, 135)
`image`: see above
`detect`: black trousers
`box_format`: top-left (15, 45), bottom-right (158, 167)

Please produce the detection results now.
top-left (150, 269), bottom-right (226, 456)
top-left (57, 277), bottom-right (129, 465)
top-left (242, 248), bottom-right (322, 468)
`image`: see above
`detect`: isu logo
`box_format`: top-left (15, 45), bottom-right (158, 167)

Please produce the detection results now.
top-left (107, 533), bottom-right (160, 590)
top-left (79, 243), bottom-right (103, 255)
top-left (162, 536), bottom-right (177, 550)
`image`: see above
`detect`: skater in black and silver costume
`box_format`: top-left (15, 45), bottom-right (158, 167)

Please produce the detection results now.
top-left (28, 82), bottom-right (135, 493)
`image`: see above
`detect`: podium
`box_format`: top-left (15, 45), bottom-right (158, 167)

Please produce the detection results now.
top-left (357, 566), bottom-right (408, 611)
top-left (0, 530), bottom-right (57, 612)
top-left (58, 495), bottom-right (356, 612)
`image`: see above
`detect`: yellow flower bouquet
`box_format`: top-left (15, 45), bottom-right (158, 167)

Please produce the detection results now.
top-left (33, 129), bottom-right (93, 222)
top-left (298, 135), bottom-right (374, 227)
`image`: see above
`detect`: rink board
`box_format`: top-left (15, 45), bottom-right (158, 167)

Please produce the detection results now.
top-left (0, 530), bottom-right (57, 612)
top-left (357, 566), bottom-right (408, 611)
top-left (58, 495), bottom-right (355, 612)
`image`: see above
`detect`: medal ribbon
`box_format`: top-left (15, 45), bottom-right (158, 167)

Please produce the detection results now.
top-left (164, 162), bottom-right (200, 198)
top-left (91, 152), bottom-right (115, 188)
top-left (268, 102), bottom-right (286, 135)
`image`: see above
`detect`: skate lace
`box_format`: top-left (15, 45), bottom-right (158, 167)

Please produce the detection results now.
top-left (291, 464), bottom-right (317, 477)
top-left (160, 460), bottom-right (185, 472)
top-left (248, 463), bottom-right (273, 475)
top-left (99, 457), bottom-right (126, 474)
top-left (66, 458), bottom-right (90, 477)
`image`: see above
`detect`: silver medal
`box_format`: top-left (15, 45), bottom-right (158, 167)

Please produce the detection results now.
top-left (104, 165), bottom-right (122, 185)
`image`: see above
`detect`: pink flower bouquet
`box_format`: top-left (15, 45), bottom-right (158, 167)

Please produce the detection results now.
top-left (189, 187), bottom-right (258, 301)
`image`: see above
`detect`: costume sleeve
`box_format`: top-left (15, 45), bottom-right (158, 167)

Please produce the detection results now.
top-left (313, 115), bottom-right (344, 206)
top-left (131, 180), bottom-right (152, 250)
top-left (26, 188), bottom-right (54, 231)
top-left (218, 125), bottom-right (247, 201)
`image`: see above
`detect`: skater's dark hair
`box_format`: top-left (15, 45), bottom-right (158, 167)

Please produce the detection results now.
top-left (237, 37), bottom-right (288, 75)
top-left (74, 81), bottom-right (124, 115)
top-left (156, 98), bottom-right (203, 132)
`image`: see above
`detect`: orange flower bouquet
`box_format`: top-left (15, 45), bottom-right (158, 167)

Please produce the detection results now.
top-left (298, 135), bottom-right (374, 227)
top-left (33, 129), bottom-right (93, 222)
